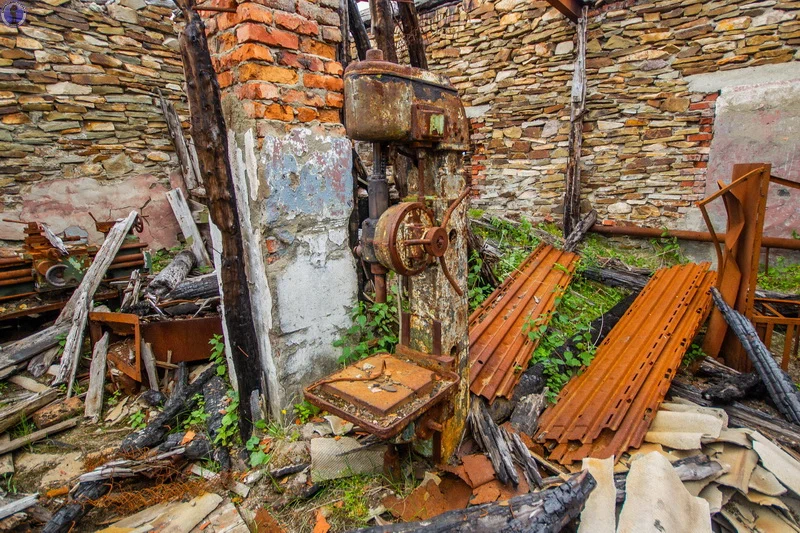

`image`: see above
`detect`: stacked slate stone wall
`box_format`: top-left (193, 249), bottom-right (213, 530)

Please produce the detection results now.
top-left (411, 0), bottom-right (800, 225)
top-left (0, 0), bottom-right (185, 249)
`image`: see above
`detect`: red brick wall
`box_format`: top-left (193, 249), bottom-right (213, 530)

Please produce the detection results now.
top-left (203, 0), bottom-right (344, 133)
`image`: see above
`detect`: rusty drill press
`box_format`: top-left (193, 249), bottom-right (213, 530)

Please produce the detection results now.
top-left (304, 49), bottom-right (471, 462)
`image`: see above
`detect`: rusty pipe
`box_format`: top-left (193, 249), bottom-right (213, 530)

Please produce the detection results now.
top-left (0, 276), bottom-right (34, 286)
top-left (0, 268), bottom-right (33, 281)
top-left (590, 225), bottom-right (800, 251)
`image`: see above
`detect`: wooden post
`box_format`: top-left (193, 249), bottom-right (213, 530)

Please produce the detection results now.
top-left (563, 6), bottom-right (587, 238)
top-left (173, 0), bottom-right (266, 439)
top-left (84, 332), bottom-right (109, 422)
top-left (347, 0), bottom-right (370, 61)
top-left (166, 188), bottom-right (212, 267)
top-left (397, 2), bottom-right (427, 69)
top-left (158, 89), bottom-right (201, 191)
top-left (369, 0), bottom-right (397, 62)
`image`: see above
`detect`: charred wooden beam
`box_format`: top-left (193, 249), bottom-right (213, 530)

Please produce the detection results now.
top-left (581, 265), bottom-right (651, 291)
top-left (348, 0), bottom-right (370, 61)
top-left (369, 0), bottom-right (397, 62)
top-left (163, 272), bottom-right (219, 301)
top-left (145, 249), bottom-right (196, 301)
top-left (120, 363), bottom-right (216, 451)
top-left (173, 0), bottom-right (265, 439)
top-left (397, 1), bottom-right (427, 69)
top-left (203, 375), bottom-right (232, 471)
top-left (351, 471), bottom-right (595, 533)
top-left (711, 287), bottom-right (800, 424)
top-left (563, 209), bottom-right (597, 253)
top-left (469, 397), bottom-right (518, 486)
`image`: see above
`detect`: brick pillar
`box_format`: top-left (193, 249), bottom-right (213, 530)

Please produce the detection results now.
top-left (204, 0), bottom-right (356, 417)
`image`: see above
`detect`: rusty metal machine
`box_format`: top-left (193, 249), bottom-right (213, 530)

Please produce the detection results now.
top-left (0, 217), bottom-right (147, 320)
top-left (305, 49), bottom-right (471, 462)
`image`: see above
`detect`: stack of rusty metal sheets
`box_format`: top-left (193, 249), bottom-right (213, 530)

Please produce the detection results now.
top-left (535, 262), bottom-right (716, 464)
top-left (469, 244), bottom-right (579, 403)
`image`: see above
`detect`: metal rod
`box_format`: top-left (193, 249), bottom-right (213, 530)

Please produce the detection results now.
top-left (590, 224), bottom-right (800, 251)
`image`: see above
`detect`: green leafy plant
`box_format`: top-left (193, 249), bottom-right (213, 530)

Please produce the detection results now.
top-left (55, 333), bottom-right (67, 357)
top-left (107, 389), bottom-right (122, 407)
top-left (468, 251), bottom-right (494, 311)
top-left (209, 334), bottom-right (227, 377)
top-left (0, 382), bottom-right (7, 395)
top-left (334, 295), bottom-right (398, 366)
top-left (650, 230), bottom-right (687, 266)
top-left (683, 343), bottom-right (706, 368)
top-left (10, 415), bottom-right (35, 440)
top-left (150, 244), bottom-right (186, 273)
top-left (293, 400), bottom-right (320, 424)
top-left (214, 391), bottom-right (240, 447)
top-left (245, 435), bottom-right (271, 468)
top-left (528, 279), bottom-right (624, 401)
top-left (128, 409), bottom-right (146, 430)
top-left (758, 257), bottom-right (800, 294)
top-left (184, 394), bottom-right (210, 430)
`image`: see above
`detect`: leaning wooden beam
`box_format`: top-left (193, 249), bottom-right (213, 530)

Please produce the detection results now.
top-left (158, 89), bottom-right (200, 190)
top-left (0, 388), bottom-right (59, 434)
top-left (166, 188), bottom-right (211, 266)
top-left (562, 6), bottom-right (588, 238)
top-left (41, 480), bottom-right (109, 533)
top-left (397, 1), bottom-right (427, 69)
top-left (174, 0), bottom-right (266, 440)
top-left (53, 292), bottom-right (90, 397)
top-left (563, 209), bottom-right (597, 252)
top-left (710, 287), bottom-right (800, 424)
top-left (352, 471), bottom-right (595, 533)
top-left (347, 0), bottom-right (370, 61)
top-left (0, 418), bottom-right (78, 456)
top-left (369, 0), bottom-right (397, 62)
top-left (84, 332), bottom-right (109, 423)
top-left (57, 211), bottom-right (139, 324)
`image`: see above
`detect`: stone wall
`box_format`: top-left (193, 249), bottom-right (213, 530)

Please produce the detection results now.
top-left (204, 0), bottom-right (356, 414)
top-left (0, 0), bottom-right (185, 249)
top-left (413, 0), bottom-right (800, 233)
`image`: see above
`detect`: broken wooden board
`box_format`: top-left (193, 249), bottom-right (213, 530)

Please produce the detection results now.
top-left (97, 492), bottom-right (222, 533)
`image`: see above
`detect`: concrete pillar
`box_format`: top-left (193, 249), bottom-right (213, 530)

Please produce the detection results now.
top-left (204, 0), bottom-right (356, 416)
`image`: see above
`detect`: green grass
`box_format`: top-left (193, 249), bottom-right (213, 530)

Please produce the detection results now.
top-left (758, 257), bottom-right (800, 294)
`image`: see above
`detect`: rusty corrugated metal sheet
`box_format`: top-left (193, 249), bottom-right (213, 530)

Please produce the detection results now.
top-left (535, 263), bottom-right (716, 464)
top-left (468, 244), bottom-right (578, 403)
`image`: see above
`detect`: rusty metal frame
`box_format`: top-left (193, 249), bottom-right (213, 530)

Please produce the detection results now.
top-left (536, 263), bottom-right (716, 464)
top-left (468, 244), bottom-right (579, 402)
top-left (303, 352), bottom-right (460, 440)
top-left (753, 298), bottom-right (800, 372)
top-left (696, 164), bottom-right (800, 371)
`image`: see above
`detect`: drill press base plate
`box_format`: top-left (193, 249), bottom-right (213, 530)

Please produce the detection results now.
top-left (304, 352), bottom-right (459, 440)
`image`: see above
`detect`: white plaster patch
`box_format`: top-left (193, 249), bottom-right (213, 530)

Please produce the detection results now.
top-left (685, 62), bottom-right (800, 93)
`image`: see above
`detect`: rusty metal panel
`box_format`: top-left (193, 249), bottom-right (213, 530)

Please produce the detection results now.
top-left (468, 244), bottom-right (579, 403)
top-left (535, 263), bottom-right (716, 464)
top-left (753, 298), bottom-right (800, 372)
top-left (699, 164), bottom-right (771, 371)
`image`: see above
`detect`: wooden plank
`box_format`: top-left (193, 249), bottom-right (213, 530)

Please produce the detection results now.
top-left (8, 375), bottom-right (48, 393)
top-left (0, 494), bottom-right (38, 521)
top-left (140, 341), bottom-right (159, 393)
top-left (158, 89), bottom-right (200, 190)
top-left (166, 188), bottom-right (211, 267)
top-left (545, 0), bottom-right (582, 22)
top-left (53, 291), bottom-right (90, 397)
top-left (57, 211), bottom-right (139, 324)
top-left (84, 332), bottom-right (110, 423)
top-left (0, 418), bottom-right (79, 456)
top-left (0, 435), bottom-right (13, 477)
top-left (0, 388), bottom-right (60, 434)
top-left (0, 324), bottom-right (70, 373)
